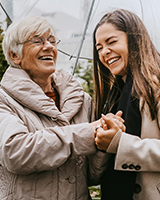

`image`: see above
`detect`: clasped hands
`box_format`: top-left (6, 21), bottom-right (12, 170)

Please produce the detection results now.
top-left (91, 111), bottom-right (126, 151)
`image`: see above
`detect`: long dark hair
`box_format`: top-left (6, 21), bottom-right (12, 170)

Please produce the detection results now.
top-left (93, 9), bottom-right (160, 120)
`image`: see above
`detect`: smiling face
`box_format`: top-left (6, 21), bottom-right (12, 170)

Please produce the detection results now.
top-left (95, 23), bottom-right (129, 77)
top-left (15, 30), bottom-right (58, 81)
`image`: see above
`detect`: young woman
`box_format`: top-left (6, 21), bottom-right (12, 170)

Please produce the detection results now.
top-left (93, 9), bottom-right (160, 200)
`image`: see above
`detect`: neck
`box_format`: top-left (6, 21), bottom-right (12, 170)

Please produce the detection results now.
top-left (32, 75), bottom-right (53, 93)
top-left (122, 75), bottom-right (127, 82)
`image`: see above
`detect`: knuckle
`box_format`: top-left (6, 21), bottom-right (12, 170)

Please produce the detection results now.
top-left (96, 132), bottom-right (102, 139)
top-left (106, 113), bottom-right (113, 118)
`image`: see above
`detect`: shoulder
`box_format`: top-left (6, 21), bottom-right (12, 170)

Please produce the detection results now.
top-left (0, 88), bottom-right (12, 104)
top-left (0, 88), bottom-right (24, 113)
top-left (84, 91), bottom-right (92, 102)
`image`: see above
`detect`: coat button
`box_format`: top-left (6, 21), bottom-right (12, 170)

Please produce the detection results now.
top-left (122, 164), bottom-right (128, 169)
top-left (134, 184), bottom-right (141, 193)
top-left (68, 175), bottom-right (76, 184)
top-left (129, 164), bottom-right (134, 169)
top-left (135, 165), bottom-right (141, 170)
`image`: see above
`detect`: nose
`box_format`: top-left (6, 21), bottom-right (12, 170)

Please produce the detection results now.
top-left (101, 46), bottom-right (111, 56)
top-left (42, 40), bottom-right (55, 51)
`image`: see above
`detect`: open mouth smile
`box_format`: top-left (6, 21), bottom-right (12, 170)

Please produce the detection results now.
top-left (38, 56), bottom-right (54, 61)
top-left (107, 57), bottom-right (120, 65)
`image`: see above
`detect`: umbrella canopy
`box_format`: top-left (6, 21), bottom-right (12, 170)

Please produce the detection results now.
top-left (1, 0), bottom-right (160, 73)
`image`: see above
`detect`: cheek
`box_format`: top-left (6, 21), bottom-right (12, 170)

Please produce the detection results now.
top-left (99, 54), bottom-right (104, 63)
top-left (99, 54), bottom-right (107, 67)
top-left (54, 49), bottom-right (58, 61)
top-left (124, 51), bottom-right (128, 65)
top-left (21, 51), bottom-right (37, 69)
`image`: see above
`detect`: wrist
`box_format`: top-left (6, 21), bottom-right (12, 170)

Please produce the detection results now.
top-left (90, 120), bottom-right (101, 132)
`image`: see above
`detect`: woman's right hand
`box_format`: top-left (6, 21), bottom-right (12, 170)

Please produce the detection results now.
top-left (101, 110), bottom-right (125, 131)
top-left (94, 111), bottom-right (126, 151)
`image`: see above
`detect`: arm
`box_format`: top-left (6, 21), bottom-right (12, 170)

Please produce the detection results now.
top-left (96, 104), bottom-right (160, 172)
top-left (114, 132), bottom-right (160, 172)
top-left (0, 100), bottom-right (96, 175)
top-left (114, 102), bottom-right (160, 172)
top-left (87, 150), bottom-right (112, 186)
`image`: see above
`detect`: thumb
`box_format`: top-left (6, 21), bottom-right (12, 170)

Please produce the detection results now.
top-left (116, 110), bottom-right (123, 117)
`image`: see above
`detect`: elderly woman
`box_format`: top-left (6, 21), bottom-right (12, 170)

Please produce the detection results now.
top-left (0, 16), bottom-right (125, 200)
top-left (0, 16), bottom-right (103, 200)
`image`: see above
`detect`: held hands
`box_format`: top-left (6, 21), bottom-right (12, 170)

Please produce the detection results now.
top-left (94, 111), bottom-right (126, 151)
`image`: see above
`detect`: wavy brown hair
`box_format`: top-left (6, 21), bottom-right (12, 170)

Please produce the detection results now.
top-left (93, 9), bottom-right (160, 120)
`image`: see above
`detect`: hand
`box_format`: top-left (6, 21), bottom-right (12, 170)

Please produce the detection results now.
top-left (95, 112), bottom-right (126, 151)
top-left (90, 119), bottom-right (102, 135)
top-left (100, 110), bottom-right (125, 132)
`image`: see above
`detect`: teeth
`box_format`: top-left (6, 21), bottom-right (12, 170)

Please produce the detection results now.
top-left (39, 56), bottom-right (53, 60)
top-left (108, 57), bottom-right (120, 65)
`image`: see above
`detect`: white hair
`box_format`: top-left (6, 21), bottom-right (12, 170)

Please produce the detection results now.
top-left (2, 16), bottom-right (56, 68)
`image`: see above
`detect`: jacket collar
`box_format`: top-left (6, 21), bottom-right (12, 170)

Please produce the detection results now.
top-left (1, 67), bottom-right (84, 125)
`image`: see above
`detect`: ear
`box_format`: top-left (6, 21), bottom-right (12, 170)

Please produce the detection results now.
top-left (9, 52), bottom-right (21, 65)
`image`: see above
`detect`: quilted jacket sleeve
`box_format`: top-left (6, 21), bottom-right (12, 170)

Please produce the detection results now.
top-left (0, 94), bottom-right (96, 174)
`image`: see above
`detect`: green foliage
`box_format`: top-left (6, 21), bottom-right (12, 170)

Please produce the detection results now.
top-left (0, 21), bottom-right (9, 81)
top-left (72, 61), bottom-right (94, 99)
top-left (88, 185), bottom-right (101, 199)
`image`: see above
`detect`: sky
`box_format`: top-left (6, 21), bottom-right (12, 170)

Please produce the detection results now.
top-left (35, 0), bottom-right (81, 19)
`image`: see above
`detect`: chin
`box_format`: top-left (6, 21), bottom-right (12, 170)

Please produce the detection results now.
top-left (48, 66), bottom-right (56, 73)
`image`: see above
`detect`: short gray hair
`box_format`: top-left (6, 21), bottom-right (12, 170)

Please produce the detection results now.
top-left (2, 16), bottom-right (56, 68)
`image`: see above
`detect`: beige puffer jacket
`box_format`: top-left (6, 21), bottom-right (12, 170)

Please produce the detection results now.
top-left (0, 67), bottom-right (109, 200)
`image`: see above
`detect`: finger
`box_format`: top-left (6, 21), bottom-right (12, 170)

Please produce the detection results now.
top-left (115, 119), bottom-right (125, 130)
top-left (118, 121), bottom-right (126, 132)
top-left (95, 132), bottom-right (110, 150)
top-left (121, 124), bottom-right (126, 132)
top-left (100, 118), bottom-right (104, 128)
top-left (103, 124), bottom-right (108, 131)
top-left (116, 110), bottom-right (123, 117)
top-left (103, 113), bottom-right (114, 118)
top-left (102, 113), bottom-right (124, 123)
top-left (115, 111), bottom-right (125, 123)
top-left (101, 115), bottom-right (120, 129)
top-left (109, 118), bottom-right (126, 132)
top-left (95, 127), bottom-right (117, 150)
top-left (100, 118), bottom-right (108, 130)
top-left (102, 116), bottom-right (124, 131)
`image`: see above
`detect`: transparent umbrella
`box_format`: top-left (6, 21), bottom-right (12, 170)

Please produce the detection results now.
top-left (1, 0), bottom-right (160, 74)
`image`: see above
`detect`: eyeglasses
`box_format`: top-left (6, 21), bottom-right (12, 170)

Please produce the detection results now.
top-left (17, 36), bottom-right (61, 46)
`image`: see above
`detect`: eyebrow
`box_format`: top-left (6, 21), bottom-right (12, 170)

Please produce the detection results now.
top-left (95, 36), bottom-right (117, 47)
top-left (32, 34), bottom-right (40, 38)
top-left (33, 34), bottom-right (55, 37)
